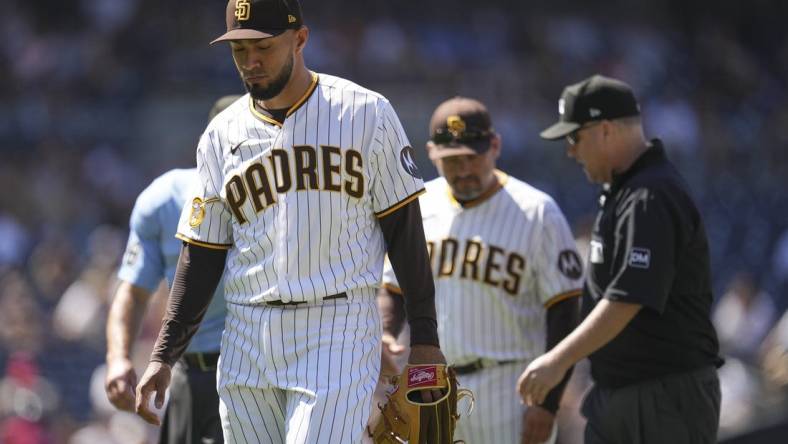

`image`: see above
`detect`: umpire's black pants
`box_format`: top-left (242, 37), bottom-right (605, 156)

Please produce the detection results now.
top-left (582, 366), bottom-right (721, 444)
top-left (160, 353), bottom-right (224, 444)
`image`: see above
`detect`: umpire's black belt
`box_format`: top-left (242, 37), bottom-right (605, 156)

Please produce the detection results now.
top-left (453, 358), bottom-right (520, 375)
top-left (264, 292), bottom-right (347, 307)
top-left (181, 352), bottom-right (220, 372)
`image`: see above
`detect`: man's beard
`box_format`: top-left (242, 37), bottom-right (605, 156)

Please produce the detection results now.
top-left (244, 54), bottom-right (294, 101)
top-left (450, 176), bottom-right (483, 201)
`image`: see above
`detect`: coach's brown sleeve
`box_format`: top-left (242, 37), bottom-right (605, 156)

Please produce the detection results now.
top-left (378, 200), bottom-right (439, 347)
top-left (150, 243), bottom-right (226, 366)
top-left (541, 295), bottom-right (580, 413)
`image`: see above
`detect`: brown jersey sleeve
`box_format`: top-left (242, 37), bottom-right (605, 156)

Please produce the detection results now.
top-left (378, 200), bottom-right (439, 347)
top-left (150, 243), bottom-right (227, 365)
top-left (541, 296), bottom-right (580, 413)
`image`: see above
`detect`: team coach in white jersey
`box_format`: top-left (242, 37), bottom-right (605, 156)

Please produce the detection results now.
top-left (134, 1), bottom-right (447, 443)
top-left (380, 97), bottom-right (584, 444)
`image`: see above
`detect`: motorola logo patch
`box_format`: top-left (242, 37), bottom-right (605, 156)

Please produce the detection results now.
top-left (399, 146), bottom-right (421, 179)
top-left (557, 250), bottom-right (583, 280)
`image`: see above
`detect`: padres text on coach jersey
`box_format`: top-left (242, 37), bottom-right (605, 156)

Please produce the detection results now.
top-left (383, 172), bottom-right (583, 443)
top-left (177, 73), bottom-right (424, 304)
top-left (384, 172), bottom-right (582, 369)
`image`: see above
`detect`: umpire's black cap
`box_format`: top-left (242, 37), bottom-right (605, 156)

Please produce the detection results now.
top-left (427, 97), bottom-right (495, 160)
top-left (540, 75), bottom-right (640, 140)
top-left (211, 0), bottom-right (303, 45)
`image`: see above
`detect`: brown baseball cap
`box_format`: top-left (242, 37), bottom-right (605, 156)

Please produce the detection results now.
top-left (428, 97), bottom-right (494, 160)
top-left (211, 0), bottom-right (304, 45)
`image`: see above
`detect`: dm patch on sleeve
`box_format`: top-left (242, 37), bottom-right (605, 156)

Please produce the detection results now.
top-left (628, 247), bottom-right (651, 269)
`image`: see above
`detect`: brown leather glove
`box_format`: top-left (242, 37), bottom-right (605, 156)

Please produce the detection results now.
top-left (368, 364), bottom-right (474, 443)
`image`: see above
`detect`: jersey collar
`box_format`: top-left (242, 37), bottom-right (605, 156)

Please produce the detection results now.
top-left (446, 169), bottom-right (508, 209)
top-left (610, 138), bottom-right (666, 192)
top-left (248, 71), bottom-right (320, 127)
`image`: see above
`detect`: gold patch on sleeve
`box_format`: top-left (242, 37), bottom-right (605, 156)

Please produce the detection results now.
top-left (189, 197), bottom-right (206, 227)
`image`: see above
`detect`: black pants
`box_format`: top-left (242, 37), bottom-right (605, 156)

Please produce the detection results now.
top-left (582, 366), bottom-right (720, 444)
top-left (159, 358), bottom-right (224, 444)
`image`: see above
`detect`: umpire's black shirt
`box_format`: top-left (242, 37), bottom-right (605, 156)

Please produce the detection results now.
top-left (583, 139), bottom-right (722, 388)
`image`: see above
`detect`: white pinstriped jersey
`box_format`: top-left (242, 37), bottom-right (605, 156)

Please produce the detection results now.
top-left (176, 73), bottom-right (424, 305)
top-left (383, 171), bottom-right (583, 365)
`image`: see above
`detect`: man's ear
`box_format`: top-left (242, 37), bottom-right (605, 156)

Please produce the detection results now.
top-left (601, 120), bottom-right (615, 139)
top-left (489, 133), bottom-right (502, 159)
top-left (294, 26), bottom-right (309, 53)
top-left (425, 141), bottom-right (439, 166)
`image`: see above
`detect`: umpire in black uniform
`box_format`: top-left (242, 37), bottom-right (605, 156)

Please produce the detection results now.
top-left (516, 74), bottom-right (723, 444)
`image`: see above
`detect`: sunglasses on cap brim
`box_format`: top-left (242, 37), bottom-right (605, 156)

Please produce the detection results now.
top-left (431, 128), bottom-right (493, 145)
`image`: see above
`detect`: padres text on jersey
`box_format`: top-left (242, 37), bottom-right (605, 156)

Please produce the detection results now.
top-left (383, 172), bottom-right (583, 365)
top-left (176, 73), bottom-right (425, 305)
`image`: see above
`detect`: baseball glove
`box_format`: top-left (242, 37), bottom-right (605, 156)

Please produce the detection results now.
top-left (367, 364), bottom-right (474, 444)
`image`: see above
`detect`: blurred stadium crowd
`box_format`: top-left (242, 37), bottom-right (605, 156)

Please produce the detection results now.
top-left (0, 0), bottom-right (786, 442)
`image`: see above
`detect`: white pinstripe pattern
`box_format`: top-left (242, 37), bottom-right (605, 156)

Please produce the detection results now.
top-left (384, 172), bottom-right (582, 364)
top-left (382, 171), bottom-right (580, 441)
top-left (218, 288), bottom-right (381, 444)
top-left (453, 362), bottom-right (557, 444)
top-left (174, 75), bottom-right (419, 442)
top-left (177, 74), bottom-right (424, 305)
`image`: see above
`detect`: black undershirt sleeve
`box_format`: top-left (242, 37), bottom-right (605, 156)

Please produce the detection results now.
top-left (378, 199), bottom-right (439, 347)
top-left (541, 296), bottom-right (580, 413)
top-left (150, 243), bottom-right (227, 366)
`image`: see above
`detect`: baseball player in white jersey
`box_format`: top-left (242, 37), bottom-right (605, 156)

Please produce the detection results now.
top-left (105, 95), bottom-right (238, 444)
top-left (379, 97), bottom-right (584, 444)
top-left (134, 1), bottom-right (446, 443)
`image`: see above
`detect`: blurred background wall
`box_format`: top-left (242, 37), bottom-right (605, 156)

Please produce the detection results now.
top-left (0, 0), bottom-right (786, 442)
